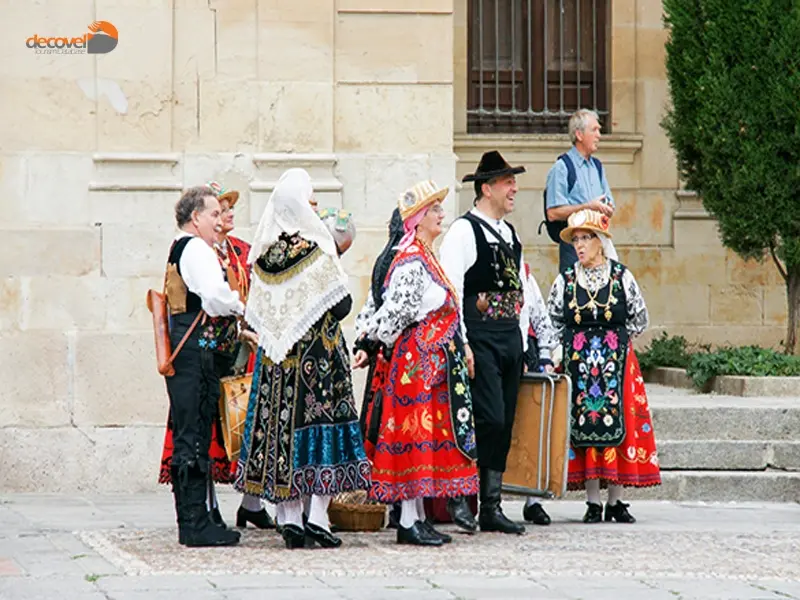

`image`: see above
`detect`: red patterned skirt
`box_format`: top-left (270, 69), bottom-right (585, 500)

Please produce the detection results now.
top-left (567, 345), bottom-right (661, 489)
top-left (368, 332), bottom-right (479, 503)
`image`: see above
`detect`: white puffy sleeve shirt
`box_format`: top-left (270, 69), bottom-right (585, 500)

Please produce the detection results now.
top-left (359, 254), bottom-right (447, 348)
top-left (177, 234), bottom-right (244, 317)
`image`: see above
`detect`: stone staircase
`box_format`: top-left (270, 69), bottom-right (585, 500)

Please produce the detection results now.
top-left (627, 384), bottom-right (800, 502)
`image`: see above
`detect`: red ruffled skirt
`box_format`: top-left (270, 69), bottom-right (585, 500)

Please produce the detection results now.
top-left (567, 346), bottom-right (661, 489)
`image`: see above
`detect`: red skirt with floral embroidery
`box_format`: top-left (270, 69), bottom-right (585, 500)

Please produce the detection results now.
top-left (567, 345), bottom-right (661, 489)
top-left (158, 416), bottom-right (235, 484)
top-left (368, 333), bottom-right (479, 503)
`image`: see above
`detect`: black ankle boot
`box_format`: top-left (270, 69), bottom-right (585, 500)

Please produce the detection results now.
top-left (180, 467), bottom-right (240, 547)
top-left (583, 502), bottom-right (603, 523)
top-left (478, 469), bottom-right (525, 535)
top-left (387, 502), bottom-right (401, 529)
top-left (604, 501), bottom-right (636, 523)
top-left (522, 502), bottom-right (551, 526)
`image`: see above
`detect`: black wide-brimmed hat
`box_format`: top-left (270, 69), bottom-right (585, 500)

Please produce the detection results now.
top-left (462, 150), bottom-right (526, 183)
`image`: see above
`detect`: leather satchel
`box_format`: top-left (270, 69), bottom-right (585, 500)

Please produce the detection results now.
top-left (146, 284), bottom-right (203, 378)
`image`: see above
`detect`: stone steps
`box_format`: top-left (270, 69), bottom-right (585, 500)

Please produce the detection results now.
top-left (658, 440), bottom-right (800, 471)
top-left (620, 386), bottom-right (800, 501)
top-left (647, 394), bottom-right (800, 441)
top-left (564, 471), bottom-right (800, 503)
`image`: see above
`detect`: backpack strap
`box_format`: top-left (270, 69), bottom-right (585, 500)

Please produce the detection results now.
top-left (560, 153), bottom-right (577, 194)
top-left (591, 156), bottom-right (604, 186)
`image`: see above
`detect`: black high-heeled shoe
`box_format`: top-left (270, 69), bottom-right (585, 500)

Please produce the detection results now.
top-left (281, 523), bottom-right (306, 549)
top-left (236, 506), bottom-right (276, 529)
top-left (304, 522), bottom-right (342, 548)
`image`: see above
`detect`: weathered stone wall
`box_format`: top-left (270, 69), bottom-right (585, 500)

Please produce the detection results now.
top-left (0, 0), bottom-right (787, 492)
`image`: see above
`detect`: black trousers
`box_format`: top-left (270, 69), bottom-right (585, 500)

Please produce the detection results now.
top-left (559, 240), bottom-right (578, 274)
top-left (164, 312), bottom-right (219, 476)
top-left (467, 325), bottom-right (524, 473)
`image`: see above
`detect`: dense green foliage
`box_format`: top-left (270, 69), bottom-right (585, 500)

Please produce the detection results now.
top-left (662, 0), bottom-right (800, 353)
top-left (638, 333), bottom-right (800, 388)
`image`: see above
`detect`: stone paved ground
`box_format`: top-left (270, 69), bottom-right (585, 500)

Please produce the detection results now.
top-left (1, 492), bottom-right (799, 599)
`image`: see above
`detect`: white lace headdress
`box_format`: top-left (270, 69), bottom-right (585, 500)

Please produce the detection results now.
top-left (245, 168), bottom-right (350, 363)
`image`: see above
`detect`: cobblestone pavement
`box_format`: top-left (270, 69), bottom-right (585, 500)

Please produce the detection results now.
top-left (1, 492), bottom-right (799, 599)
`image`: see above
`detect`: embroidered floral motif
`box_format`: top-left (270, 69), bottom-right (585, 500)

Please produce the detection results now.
top-left (198, 316), bottom-right (237, 356)
top-left (481, 290), bottom-right (523, 320)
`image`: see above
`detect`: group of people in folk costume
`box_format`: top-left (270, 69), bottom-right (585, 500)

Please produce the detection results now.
top-left (156, 108), bottom-right (661, 549)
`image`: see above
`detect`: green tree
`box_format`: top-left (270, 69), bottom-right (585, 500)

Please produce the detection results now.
top-left (662, 0), bottom-right (800, 354)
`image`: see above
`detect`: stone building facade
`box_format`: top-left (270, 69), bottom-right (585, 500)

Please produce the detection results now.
top-left (0, 0), bottom-right (785, 491)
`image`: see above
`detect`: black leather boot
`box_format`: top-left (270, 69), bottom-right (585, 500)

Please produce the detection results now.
top-left (180, 467), bottom-right (241, 547)
top-left (604, 501), bottom-right (636, 523)
top-left (478, 469), bottom-right (525, 535)
top-left (170, 466), bottom-right (188, 545)
top-left (447, 496), bottom-right (477, 534)
top-left (522, 502), bottom-right (551, 526)
top-left (207, 477), bottom-right (227, 529)
top-left (583, 502), bottom-right (603, 523)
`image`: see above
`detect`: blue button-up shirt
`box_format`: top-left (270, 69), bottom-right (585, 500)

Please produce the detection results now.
top-left (544, 145), bottom-right (614, 209)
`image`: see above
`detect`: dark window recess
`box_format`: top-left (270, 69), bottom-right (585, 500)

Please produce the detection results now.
top-left (467, 0), bottom-right (610, 134)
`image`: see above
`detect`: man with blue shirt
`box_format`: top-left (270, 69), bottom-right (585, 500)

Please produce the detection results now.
top-left (544, 109), bottom-right (615, 273)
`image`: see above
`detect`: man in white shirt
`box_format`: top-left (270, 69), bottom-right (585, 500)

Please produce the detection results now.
top-left (438, 151), bottom-right (530, 536)
top-left (163, 186), bottom-right (244, 548)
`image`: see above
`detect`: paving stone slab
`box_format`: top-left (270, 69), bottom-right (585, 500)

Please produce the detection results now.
top-left (76, 526), bottom-right (800, 581)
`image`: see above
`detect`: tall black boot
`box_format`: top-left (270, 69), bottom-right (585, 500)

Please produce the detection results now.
top-left (447, 496), bottom-right (477, 533)
top-left (170, 466), bottom-right (189, 545)
top-left (478, 468), bottom-right (525, 535)
top-left (180, 466), bottom-right (240, 548)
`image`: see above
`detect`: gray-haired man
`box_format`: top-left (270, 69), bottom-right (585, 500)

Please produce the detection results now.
top-left (543, 109), bottom-right (615, 273)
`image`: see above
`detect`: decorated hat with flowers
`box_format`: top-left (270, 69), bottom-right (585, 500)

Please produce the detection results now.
top-left (206, 180), bottom-right (240, 207)
top-left (559, 208), bottom-right (612, 244)
top-left (397, 180), bottom-right (449, 221)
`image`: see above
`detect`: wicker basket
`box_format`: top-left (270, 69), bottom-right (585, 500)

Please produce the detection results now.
top-left (328, 491), bottom-right (386, 532)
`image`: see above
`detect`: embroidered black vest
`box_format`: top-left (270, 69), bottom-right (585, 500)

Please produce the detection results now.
top-left (461, 215), bottom-right (523, 330)
top-left (562, 260), bottom-right (630, 448)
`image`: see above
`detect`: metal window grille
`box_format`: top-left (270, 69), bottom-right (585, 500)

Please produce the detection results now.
top-left (467, 0), bottom-right (609, 134)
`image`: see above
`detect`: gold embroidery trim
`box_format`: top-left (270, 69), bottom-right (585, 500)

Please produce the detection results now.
top-left (253, 245), bottom-right (323, 285)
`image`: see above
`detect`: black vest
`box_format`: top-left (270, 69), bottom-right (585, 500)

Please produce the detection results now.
top-left (461, 214), bottom-right (524, 331)
top-left (168, 236), bottom-right (202, 315)
top-left (462, 215), bottom-right (522, 297)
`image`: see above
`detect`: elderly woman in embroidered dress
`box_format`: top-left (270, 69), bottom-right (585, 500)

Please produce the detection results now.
top-left (234, 168), bottom-right (371, 550)
top-left (353, 181), bottom-right (479, 547)
top-left (547, 209), bottom-right (661, 525)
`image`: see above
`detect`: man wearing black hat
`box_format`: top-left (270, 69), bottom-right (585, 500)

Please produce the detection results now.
top-left (438, 150), bottom-right (530, 536)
